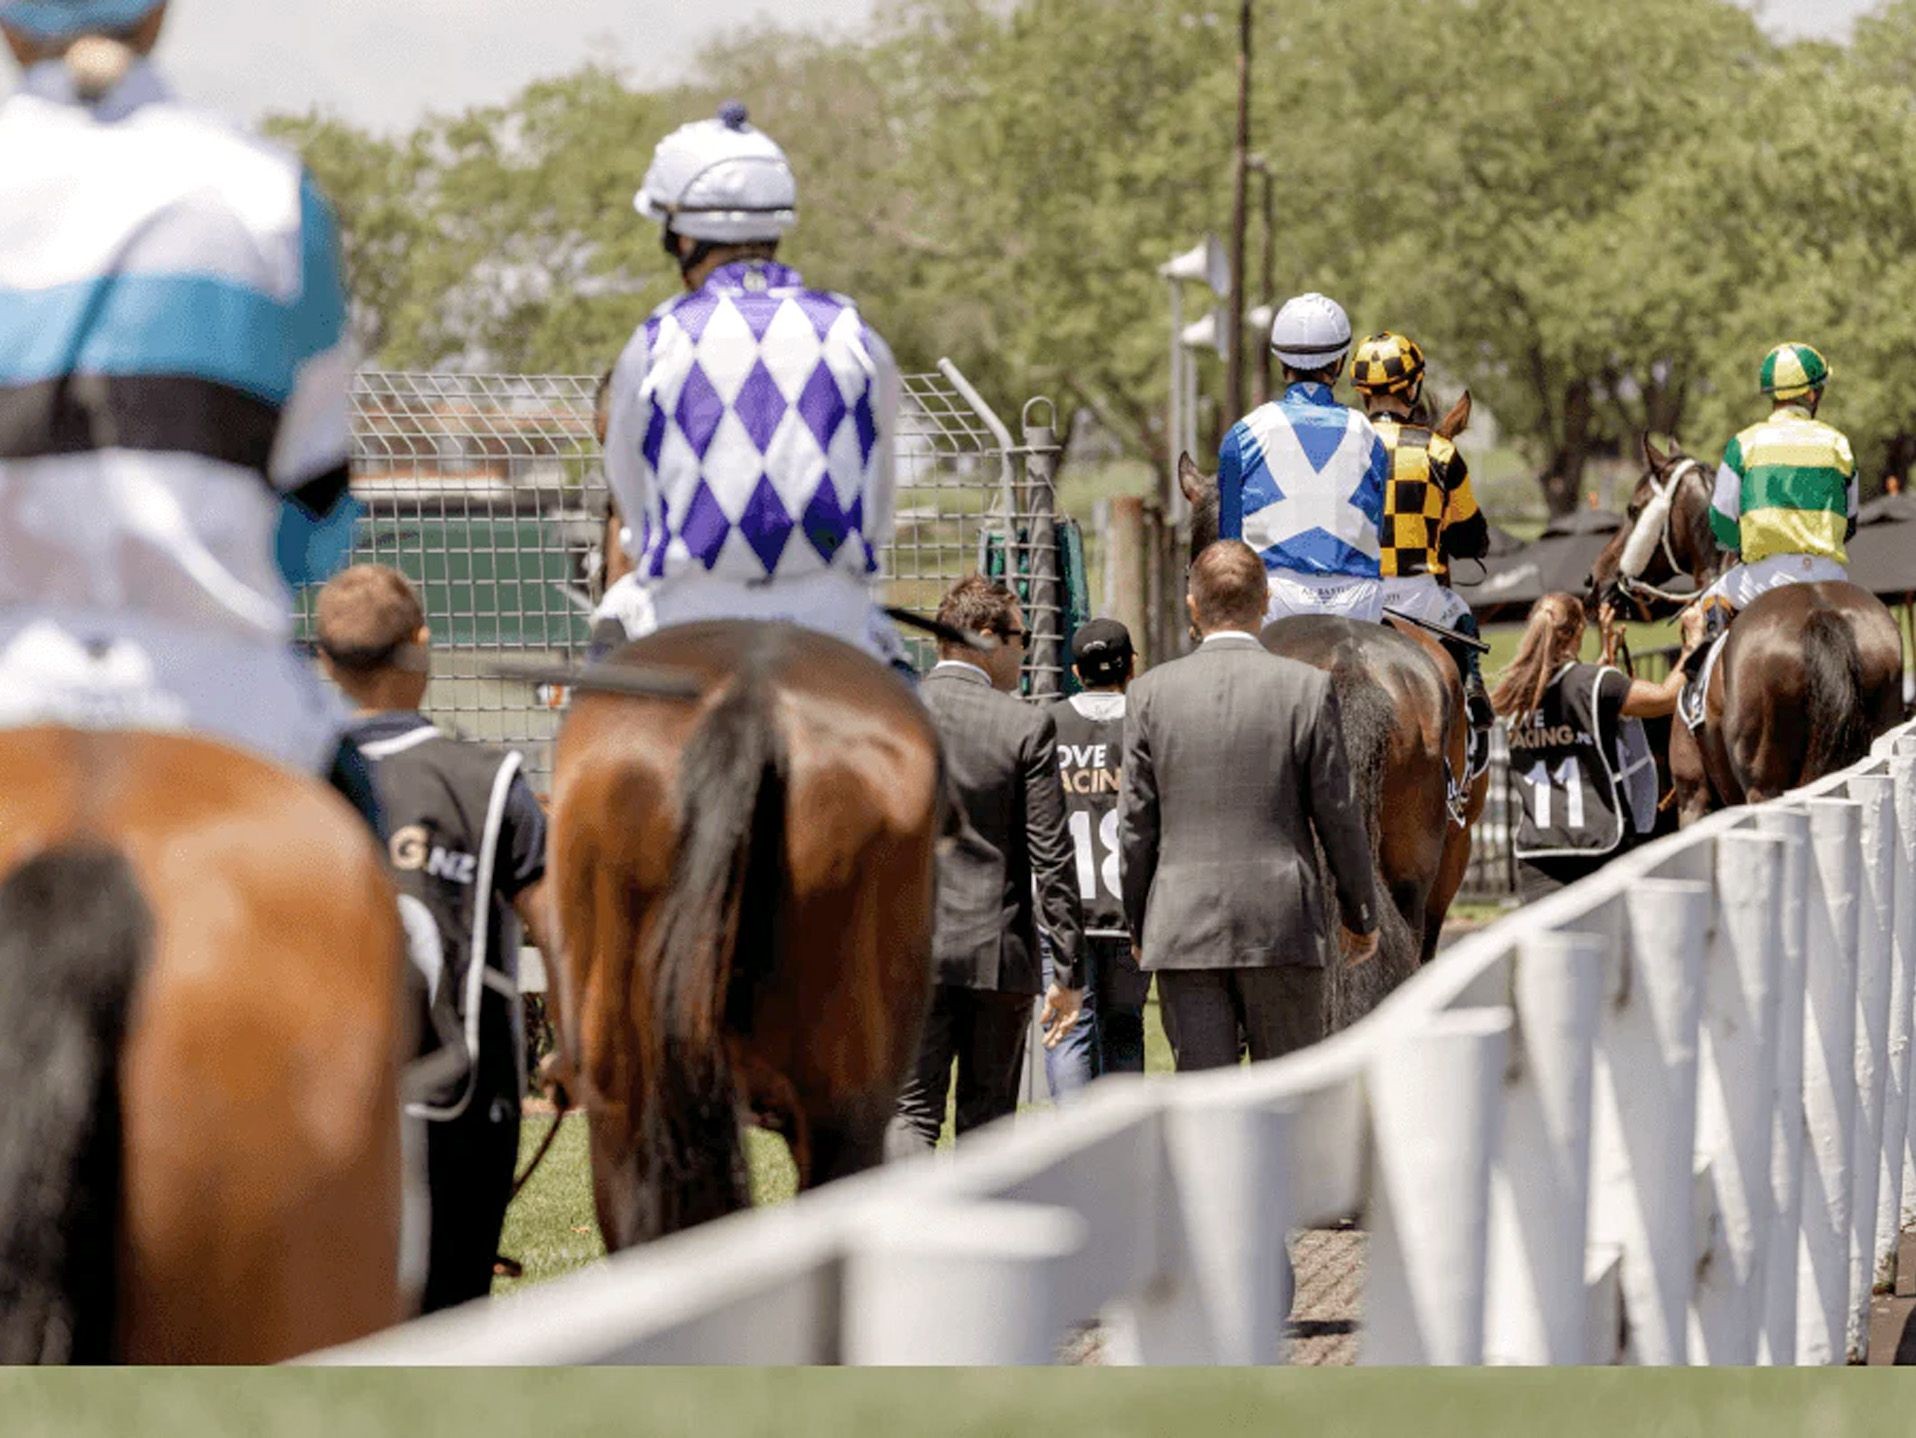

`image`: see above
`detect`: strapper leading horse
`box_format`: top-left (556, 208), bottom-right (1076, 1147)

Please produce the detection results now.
top-left (1588, 437), bottom-right (1906, 822)
top-left (0, 729), bottom-right (409, 1363)
top-left (550, 621), bottom-right (947, 1249)
top-left (1178, 455), bottom-right (1485, 1029)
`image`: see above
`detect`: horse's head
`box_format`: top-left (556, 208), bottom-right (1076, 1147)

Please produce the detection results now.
top-left (1587, 435), bottom-right (1717, 618)
top-left (1177, 453), bottom-right (1221, 560)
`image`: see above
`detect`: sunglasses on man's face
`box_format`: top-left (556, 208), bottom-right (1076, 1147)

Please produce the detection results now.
top-left (996, 627), bottom-right (1028, 645)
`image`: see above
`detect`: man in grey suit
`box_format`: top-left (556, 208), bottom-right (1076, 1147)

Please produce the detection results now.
top-left (1119, 541), bottom-right (1379, 1071)
top-left (890, 575), bottom-right (1085, 1151)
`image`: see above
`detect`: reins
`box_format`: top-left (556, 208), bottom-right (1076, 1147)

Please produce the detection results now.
top-left (1617, 458), bottom-right (1709, 610)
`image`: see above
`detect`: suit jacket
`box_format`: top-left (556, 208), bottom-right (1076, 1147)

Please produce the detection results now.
top-left (1119, 633), bottom-right (1377, 971)
top-left (921, 663), bottom-right (1084, 994)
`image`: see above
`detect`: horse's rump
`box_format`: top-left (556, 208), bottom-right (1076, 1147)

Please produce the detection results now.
top-left (553, 623), bottom-right (942, 1249)
top-left (1260, 617), bottom-right (1453, 1026)
top-left (0, 729), bottom-right (406, 1363)
top-left (1721, 581), bottom-right (1903, 800)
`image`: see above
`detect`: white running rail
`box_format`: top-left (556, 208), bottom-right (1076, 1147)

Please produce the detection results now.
top-left (314, 718), bottom-right (1916, 1366)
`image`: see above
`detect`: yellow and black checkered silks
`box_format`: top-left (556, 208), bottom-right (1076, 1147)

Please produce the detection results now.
top-left (1374, 418), bottom-right (1481, 578)
top-left (1352, 332), bottom-right (1426, 397)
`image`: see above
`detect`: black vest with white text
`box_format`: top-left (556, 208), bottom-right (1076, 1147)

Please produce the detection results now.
top-left (1508, 663), bottom-right (1655, 860)
top-left (360, 720), bottom-right (526, 1120)
top-left (1048, 692), bottom-right (1127, 937)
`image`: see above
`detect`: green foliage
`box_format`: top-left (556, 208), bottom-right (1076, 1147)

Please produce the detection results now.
top-left (271, 0), bottom-right (1916, 511)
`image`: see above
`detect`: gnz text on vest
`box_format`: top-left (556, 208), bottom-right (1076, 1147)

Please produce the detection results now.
top-left (391, 825), bottom-right (479, 886)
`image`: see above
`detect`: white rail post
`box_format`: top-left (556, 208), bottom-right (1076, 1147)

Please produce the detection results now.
top-left (1362, 1009), bottom-right (1513, 1365)
top-left (1105, 1088), bottom-right (1295, 1366)
top-left (1689, 830), bottom-right (1787, 1364)
top-left (1885, 746), bottom-right (1916, 1263)
top-left (1848, 774), bottom-right (1898, 1361)
top-left (840, 1200), bottom-right (1087, 1365)
top-left (1589, 878), bottom-right (1710, 1364)
top-left (1755, 806), bottom-right (1811, 1366)
top-left (1484, 932), bottom-right (1605, 1365)
top-left (1797, 797), bottom-right (1863, 1365)
top-left (1888, 750), bottom-right (1916, 1263)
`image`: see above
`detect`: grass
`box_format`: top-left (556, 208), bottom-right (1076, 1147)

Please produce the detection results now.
top-left (496, 997), bottom-right (1177, 1295)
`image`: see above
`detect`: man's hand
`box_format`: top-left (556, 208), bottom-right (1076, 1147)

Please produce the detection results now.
top-left (1678, 602), bottom-right (1707, 657)
top-left (1040, 983), bottom-right (1084, 1050)
top-left (1340, 925), bottom-right (1379, 969)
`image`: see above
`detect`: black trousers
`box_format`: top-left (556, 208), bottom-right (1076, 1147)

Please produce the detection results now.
top-left (888, 984), bottom-right (1033, 1154)
top-left (421, 1093), bottom-right (520, 1313)
top-left (1157, 966), bottom-right (1326, 1072)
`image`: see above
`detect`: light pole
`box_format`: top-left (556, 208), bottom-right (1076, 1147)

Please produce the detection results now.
top-left (1159, 235), bottom-right (1230, 518)
top-left (1224, 1), bottom-right (1253, 428)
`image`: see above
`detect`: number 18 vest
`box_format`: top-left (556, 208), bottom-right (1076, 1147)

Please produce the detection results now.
top-left (1049, 692), bottom-right (1127, 938)
top-left (1508, 663), bottom-right (1657, 860)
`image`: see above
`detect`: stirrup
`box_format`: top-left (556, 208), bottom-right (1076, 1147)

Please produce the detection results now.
top-left (1445, 761), bottom-right (1471, 830)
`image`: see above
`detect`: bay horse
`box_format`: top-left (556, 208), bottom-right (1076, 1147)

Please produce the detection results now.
top-left (0, 728), bottom-right (408, 1363)
top-left (1178, 421), bottom-right (1485, 1028)
top-left (1588, 436), bottom-right (1905, 821)
top-left (550, 621), bottom-right (945, 1248)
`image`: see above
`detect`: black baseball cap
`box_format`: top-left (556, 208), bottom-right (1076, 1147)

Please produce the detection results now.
top-left (1072, 618), bottom-right (1135, 681)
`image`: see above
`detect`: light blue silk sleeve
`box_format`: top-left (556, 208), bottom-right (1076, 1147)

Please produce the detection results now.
top-left (275, 492), bottom-right (363, 589)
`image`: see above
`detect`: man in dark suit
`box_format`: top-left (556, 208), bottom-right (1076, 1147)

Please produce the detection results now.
top-left (1119, 541), bottom-right (1379, 1071)
top-left (889, 576), bottom-right (1085, 1152)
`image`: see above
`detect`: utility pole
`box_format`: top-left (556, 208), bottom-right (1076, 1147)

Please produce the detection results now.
top-left (1250, 153), bottom-right (1276, 406)
top-left (1223, 0), bottom-right (1252, 427)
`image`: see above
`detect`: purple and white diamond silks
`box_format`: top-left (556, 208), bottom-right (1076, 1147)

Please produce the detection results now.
top-left (616, 260), bottom-right (894, 590)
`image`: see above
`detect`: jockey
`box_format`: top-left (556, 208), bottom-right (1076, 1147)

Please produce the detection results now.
top-left (1695, 342), bottom-right (1857, 639)
top-left (1216, 293), bottom-right (1389, 625)
top-left (0, 1), bottom-right (377, 825)
top-left (601, 102), bottom-right (903, 664)
top-left (1351, 331), bottom-right (1495, 768)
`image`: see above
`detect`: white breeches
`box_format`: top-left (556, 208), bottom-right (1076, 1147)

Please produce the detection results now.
top-left (593, 570), bottom-right (904, 663)
top-left (0, 613), bottom-right (345, 772)
top-left (1263, 568), bottom-right (1385, 626)
top-left (1699, 553), bottom-right (1847, 610)
top-left (1380, 575), bottom-right (1472, 630)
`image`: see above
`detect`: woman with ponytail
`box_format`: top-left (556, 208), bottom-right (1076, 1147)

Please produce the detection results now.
top-left (1492, 593), bottom-right (1696, 897)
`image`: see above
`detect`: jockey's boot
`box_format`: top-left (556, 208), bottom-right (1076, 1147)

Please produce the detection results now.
top-left (328, 735), bottom-right (388, 841)
top-left (1465, 670), bottom-right (1496, 781)
top-left (1676, 597), bottom-right (1734, 732)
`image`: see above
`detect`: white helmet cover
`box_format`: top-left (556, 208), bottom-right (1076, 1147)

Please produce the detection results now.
top-left (1269, 292), bottom-right (1354, 372)
top-left (636, 102), bottom-right (798, 244)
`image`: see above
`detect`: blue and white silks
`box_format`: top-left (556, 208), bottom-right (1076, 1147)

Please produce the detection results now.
top-left (1217, 382), bottom-right (1389, 582)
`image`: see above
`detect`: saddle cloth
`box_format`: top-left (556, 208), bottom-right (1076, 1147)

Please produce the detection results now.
top-left (1677, 629), bottom-right (1730, 733)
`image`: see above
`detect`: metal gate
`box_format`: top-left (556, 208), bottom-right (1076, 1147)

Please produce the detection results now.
top-left (304, 364), bottom-right (1063, 787)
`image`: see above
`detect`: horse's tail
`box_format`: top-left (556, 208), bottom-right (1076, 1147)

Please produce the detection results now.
top-left (1325, 669), bottom-right (1419, 1030)
top-left (638, 657), bottom-right (787, 1236)
top-left (0, 844), bottom-right (152, 1363)
top-left (1801, 607), bottom-right (1874, 779)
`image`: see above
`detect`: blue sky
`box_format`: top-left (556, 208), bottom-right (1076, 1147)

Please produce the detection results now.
top-left (2, 0), bottom-right (1884, 131)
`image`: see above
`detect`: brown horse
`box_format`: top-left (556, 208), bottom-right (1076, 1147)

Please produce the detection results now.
top-left (550, 621), bottom-right (945, 1249)
top-left (1178, 444), bottom-right (1484, 1027)
top-left (0, 728), bottom-right (407, 1363)
top-left (1589, 437), bottom-right (1905, 820)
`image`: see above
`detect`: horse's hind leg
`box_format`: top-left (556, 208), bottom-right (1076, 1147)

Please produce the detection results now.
top-left (803, 1093), bottom-right (894, 1189)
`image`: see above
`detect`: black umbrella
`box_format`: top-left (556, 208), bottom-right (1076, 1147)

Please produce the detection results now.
top-left (1455, 510), bottom-right (1628, 621)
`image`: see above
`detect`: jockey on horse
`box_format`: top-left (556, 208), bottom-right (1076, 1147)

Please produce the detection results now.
top-left (0, 0), bottom-right (406, 1361)
top-left (1216, 292), bottom-right (1391, 625)
top-left (1679, 342), bottom-right (1856, 719)
top-left (597, 101), bottom-right (904, 668)
top-left (0, 0), bottom-right (379, 829)
top-left (556, 104), bottom-right (962, 1245)
top-left (1351, 329), bottom-right (1496, 776)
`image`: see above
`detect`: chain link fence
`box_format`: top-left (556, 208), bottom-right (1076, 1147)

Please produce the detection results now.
top-left (302, 366), bottom-right (1062, 788)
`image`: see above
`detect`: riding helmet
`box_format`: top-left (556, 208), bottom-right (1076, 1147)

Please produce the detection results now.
top-left (1268, 293), bottom-right (1354, 374)
top-left (636, 102), bottom-right (798, 245)
top-left (1759, 342), bottom-right (1831, 402)
top-left (0, 0), bottom-right (161, 37)
top-left (1351, 332), bottom-right (1427, 399)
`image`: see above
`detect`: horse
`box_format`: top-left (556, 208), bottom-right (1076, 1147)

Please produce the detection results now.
top-left (1588, 436), bottom-right (1905, 821)
top-left (0, 728), bottom-right (408, 1363)
top-left (1177, 401), bottom-right (1484, 1027)
top-left (549, 621), bottom-right (946, 1249)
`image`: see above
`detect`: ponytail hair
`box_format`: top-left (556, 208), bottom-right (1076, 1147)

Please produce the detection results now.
top-left (1490, 592), bottom-right (1587, 722)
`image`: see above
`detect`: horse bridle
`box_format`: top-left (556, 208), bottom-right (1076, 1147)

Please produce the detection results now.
top-left (1617, 457), bottom-right (1709, 607)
